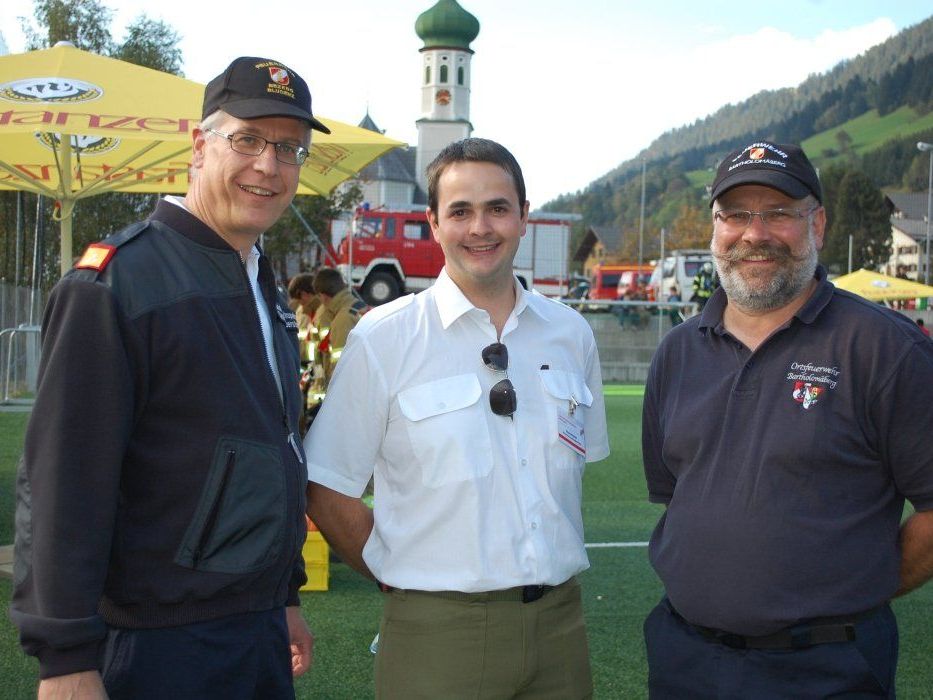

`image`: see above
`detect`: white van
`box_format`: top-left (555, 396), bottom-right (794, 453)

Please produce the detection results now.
top-left (649, 249), bottom-right (713, 301)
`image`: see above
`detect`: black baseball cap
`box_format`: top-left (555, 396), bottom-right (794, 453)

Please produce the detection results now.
top-left (202, 57), bottom-right (330, 134)
top-left (709, 141), bottom-right (821, 207)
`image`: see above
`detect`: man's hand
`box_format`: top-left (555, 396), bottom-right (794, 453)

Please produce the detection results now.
top-left (286, 605), bottom-right (314, 678)
top-left (38, 670), bottom-right (107, 699)
top-left (896, 509), bottom-right (933, 597)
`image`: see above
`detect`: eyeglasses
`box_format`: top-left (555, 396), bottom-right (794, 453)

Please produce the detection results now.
top-left (482, 342), bottom-right (517, 418)
top-left (205, 128), bottom-right (310, 166)
top-left (713, 206), bottom-right (820, 232)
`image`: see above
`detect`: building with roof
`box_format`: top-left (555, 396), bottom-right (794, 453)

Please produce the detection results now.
top-left (356, 113), bottom-right (421, 208)
top-left (883, 191), bottom-right (932, 281)
top-left (572, 225), bottom-right (626, 277)
top-left (356, 0), bottom-right (479, 209)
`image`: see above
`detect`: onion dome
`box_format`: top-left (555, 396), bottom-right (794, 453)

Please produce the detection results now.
top-left (415, 0), bottom-right (480, 51)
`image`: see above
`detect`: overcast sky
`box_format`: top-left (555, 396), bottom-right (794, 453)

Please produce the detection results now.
top-left (1, 1), bottom-right (930, 205)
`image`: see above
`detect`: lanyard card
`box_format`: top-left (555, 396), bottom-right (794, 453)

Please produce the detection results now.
top-left (558, 413), bottom-right (586, 457)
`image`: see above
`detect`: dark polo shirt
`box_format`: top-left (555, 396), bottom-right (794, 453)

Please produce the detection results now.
top-left (643, 266), bottom-right (933, 636)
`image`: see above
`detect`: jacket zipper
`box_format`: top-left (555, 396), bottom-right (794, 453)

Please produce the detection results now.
top-left (241, 253), bottom-right (304, 465)
top-left (193, 449), bottom-right (236, 566)
top-left (240, 252), bottom-right (305, 594)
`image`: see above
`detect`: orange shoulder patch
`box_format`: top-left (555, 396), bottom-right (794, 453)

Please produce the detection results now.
top-left (75, 243), bottom-right (117, 272)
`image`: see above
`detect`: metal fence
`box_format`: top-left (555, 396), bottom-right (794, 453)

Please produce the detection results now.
top-left (1, 288), bottom-right (929, 405)
top-left (1, 325), bottom-right (40, 405)
top-left (573, 300), bottom-right (933, 384)
top-left (0, 282), bottom-right (44, 405)
top-left (569, 300), bottom-right (695, 384)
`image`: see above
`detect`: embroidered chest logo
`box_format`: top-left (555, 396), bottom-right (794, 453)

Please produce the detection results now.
top-left (785, 361), bottom-right (839, 410)
top-left (792, 382), bottom-right (823, 409)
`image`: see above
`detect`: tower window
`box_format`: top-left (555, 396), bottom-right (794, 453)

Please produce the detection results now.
top-left (457, 66), bottom-right (464, 85)
top-left (425, 66), bottom-right (431, 84)
top-left (440, 64), bottom-right (448, 83)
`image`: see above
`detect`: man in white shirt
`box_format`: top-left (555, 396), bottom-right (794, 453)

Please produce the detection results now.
top-left (304, 138), bottom-right (610, 699)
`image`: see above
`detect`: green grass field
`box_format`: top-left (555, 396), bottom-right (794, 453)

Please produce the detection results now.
top-left (2, 393), bottom-right (932, 698)
top-left (801, 106), bottom-right (933, 161)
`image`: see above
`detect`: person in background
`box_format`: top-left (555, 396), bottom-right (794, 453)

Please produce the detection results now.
top-left (289, 273), bottom-right (322, 332)
top-left (666, 285), bottom-right (682, 327)
top-left (311, 268), bottom-right (367, 389)
top-left (641, 140), bottom-right (933, 698)
top-left (690, 260), bottom-right (717, 310)
top-left (917, 318), bottom-right (930, 337)
top-left (302, 268), bottom-right (368, 420)
top-left (289, 272), bottom-right (324, 431)
top-left (305, 138), bottom-right (609, 699)
top-left (10, 56), bottom-right (328, 698)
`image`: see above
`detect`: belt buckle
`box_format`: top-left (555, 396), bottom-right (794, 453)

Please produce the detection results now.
top-left (522, 585), bottom-right (546, 603)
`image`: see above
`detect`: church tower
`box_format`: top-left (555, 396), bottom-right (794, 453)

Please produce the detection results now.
top-left (414, 0), bottom-right (480, 196)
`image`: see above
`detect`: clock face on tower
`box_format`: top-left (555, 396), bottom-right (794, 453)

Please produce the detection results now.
top-left (435, 89), bottom-right (451, 105)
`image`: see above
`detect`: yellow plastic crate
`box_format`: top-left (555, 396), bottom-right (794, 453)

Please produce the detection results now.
top-left (301, 530), bottom-right (329, 591)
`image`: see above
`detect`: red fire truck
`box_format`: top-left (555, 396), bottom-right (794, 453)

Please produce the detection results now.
top-left (333, 208), bottom-right (575, 305)
top-left (587, 263), bottom-right (655, 302)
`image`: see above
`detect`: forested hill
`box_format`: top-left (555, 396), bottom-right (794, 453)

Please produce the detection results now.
top-left (545, 14), bottom-right (933, 239)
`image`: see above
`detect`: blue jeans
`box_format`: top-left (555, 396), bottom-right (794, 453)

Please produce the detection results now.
top-left (101, 608), bottom-right (294, 699)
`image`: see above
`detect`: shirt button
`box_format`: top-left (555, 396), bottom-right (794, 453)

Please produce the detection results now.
top-left (521, 458), bottom-right (528, 466)
top-left (531, 522), bottom-right (538, 530)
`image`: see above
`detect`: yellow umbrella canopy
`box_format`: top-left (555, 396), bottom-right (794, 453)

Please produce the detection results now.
top-left (0, 44), bottom-right (403, 275)
top-left (832, 269), bottom-right (933, 300)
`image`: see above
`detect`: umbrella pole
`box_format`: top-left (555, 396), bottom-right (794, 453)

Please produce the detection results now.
top-left (59, 137), bottom-right (74, 277)
top-left (59, 204), bottom-right (74, 277)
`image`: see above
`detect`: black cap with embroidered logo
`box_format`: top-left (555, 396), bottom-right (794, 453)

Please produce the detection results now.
top-left (709, 142), bottom-right (821, 207)
top-left (202, 56), bottom-right (330, 134)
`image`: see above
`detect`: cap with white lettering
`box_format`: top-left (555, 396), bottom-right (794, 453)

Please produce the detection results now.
top-left (709, 141), bottom-right (821, 206)
top-left (202, 56), bottom-right (330, 134)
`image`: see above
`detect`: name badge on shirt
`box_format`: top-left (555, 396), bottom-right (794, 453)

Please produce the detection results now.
top-left (276, 305), bottom-right (299, 330)
top-left (558, 413), bottom-right (586, 457)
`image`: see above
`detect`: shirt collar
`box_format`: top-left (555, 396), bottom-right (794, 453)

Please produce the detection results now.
top-left (699, 264), bottom-right (834, 334)
top-left (795, 265), bottom-right (833, 324)
top-left (433, 268), bottom-right (533, 330)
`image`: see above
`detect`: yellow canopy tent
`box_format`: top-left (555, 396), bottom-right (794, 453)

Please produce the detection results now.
top-left (832, 269), bottom-right (933, 301)
top-left (0, 44), bottom-right (403, 275)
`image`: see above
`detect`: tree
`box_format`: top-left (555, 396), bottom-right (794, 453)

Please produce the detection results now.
top-left (665, 203), bottom-right (712, 251)
top-left (115, 16), bottom-right (183, 75)
top-left (20, 0), bottom-right (113, 52)
top-left (3, 0), bottom-right (186, 288)
top-left (834, 129), bottom-right (853, 156)
top-left (263, 182), bottom-right (364, 278)
top-left (821, 166), bottom-right (891, 274)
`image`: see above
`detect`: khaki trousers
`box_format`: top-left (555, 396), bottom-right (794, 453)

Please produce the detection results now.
top-left (375, 578), bottom-right (592, 699)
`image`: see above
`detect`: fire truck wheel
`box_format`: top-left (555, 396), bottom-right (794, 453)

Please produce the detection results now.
top-left (362, 271), bottom-right (401, 306)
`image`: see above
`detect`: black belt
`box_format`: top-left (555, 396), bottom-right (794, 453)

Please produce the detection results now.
top-left (669, 602), bottom-right (882, 651)
top-left (379, 580), bottom-right (567, 604)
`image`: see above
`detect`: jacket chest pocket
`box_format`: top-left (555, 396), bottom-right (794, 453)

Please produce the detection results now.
top-left (397, 373), bottom-right (494, 488)
top-left (539, 368), bottom-right (593, 469)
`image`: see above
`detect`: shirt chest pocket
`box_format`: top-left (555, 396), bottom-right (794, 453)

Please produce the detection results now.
top-left (539, 369), bottom-right (593, 468)
top-left (397, 373), bottom-right (494, 488)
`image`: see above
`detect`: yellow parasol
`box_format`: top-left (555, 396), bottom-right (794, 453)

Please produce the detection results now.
top-left (0, 44), bottom-right (403, 275)
top-left (832, 269), bottom-right (933, 300)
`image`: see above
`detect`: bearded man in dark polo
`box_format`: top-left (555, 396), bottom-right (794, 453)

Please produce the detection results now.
top-left (642, 140), bottom-right (933, 698)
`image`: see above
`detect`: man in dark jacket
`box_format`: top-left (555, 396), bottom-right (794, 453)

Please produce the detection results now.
top-left (10, 56), bottom-right (331, 699)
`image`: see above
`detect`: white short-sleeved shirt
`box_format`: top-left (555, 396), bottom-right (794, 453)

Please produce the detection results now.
top-left (305, 269), bottom-right (610, 591)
